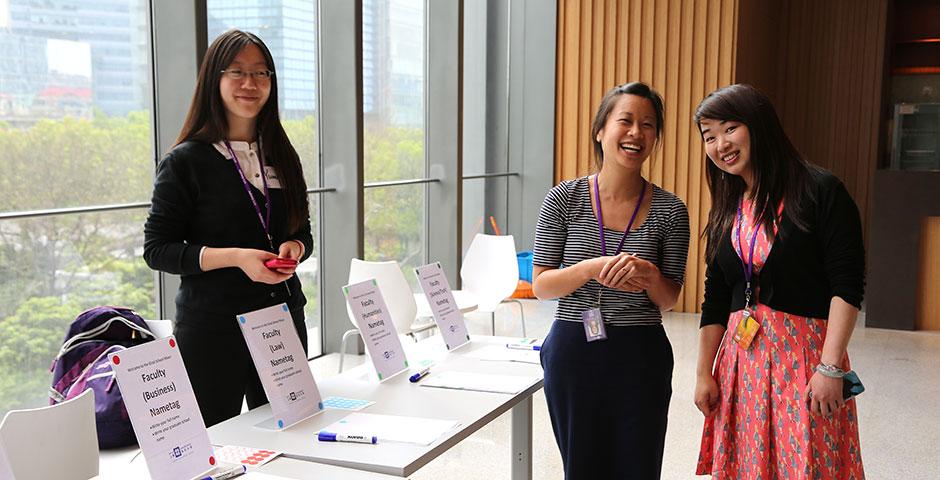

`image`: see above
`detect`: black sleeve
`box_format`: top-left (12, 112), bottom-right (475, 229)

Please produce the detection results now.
top-left (700, 243), bottom-right (732, 329)
top-left (143, 152), bottom-right (204, 276)
top-left (290, 206), bottom-right (314, 263)
top-left (816, 176), bottom-right (866, 309)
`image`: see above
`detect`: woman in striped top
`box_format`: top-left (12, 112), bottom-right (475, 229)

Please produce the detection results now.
top-left (532, 82), bottom-right (690, 479)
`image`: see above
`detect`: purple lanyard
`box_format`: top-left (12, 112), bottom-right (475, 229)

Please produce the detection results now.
top-left (736, 201), bottom-right (762, 307)
top-left (224, 139), bottom-right (273, 250)
top-left (592, 175), bottom-right (647, 256)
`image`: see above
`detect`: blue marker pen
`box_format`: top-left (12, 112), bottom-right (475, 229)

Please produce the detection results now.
top-left (506, 343), bottom-right (540, 351)
top-left (318, 431), bottom-right (378, 444)
top-left (409, 367), bottom-right (431, 383)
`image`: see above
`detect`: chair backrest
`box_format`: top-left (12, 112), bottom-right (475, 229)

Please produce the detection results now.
top-left (460, 233), bottom-right (519, 312)
top-left (145, 319), bottom-right (174, 338)
top-left (0, 389), bottom-right (99, 480)
top-left (347, 259), bottom-right (418, 335)
top-left (0, 440), bottom-right (12, 480)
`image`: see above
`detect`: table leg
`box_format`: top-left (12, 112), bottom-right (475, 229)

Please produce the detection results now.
top-left (511, 396), bottom-right (533, 480)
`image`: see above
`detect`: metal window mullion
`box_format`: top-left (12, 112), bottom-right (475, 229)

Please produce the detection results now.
top-left (461, 171), bottom-right (519, 180)
top-left (426, 0), bottom-right (461, 285)
top-left (513, 0), bottom-right (555, 251)
top-left (0, 202), bottom-right (152, 221)
top-left (363, 177), bottom-right (440, 188)
top-left (151, 0), bottom-right (201, 321)
top-left (318, 0), bottom-right (363, 353)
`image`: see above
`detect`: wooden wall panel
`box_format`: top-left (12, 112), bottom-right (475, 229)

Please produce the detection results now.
top-left (917, 217), bottom-right (940, 331)
top-left (554, 0), bottom-right (737, 313)
top-left (736, 0), bottom-right (889, 243)
top-left (554, 0), bottom-right (888, 313)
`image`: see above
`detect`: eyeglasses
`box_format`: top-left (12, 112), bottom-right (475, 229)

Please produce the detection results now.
top-left (220, 69), bottom-right (274, 81)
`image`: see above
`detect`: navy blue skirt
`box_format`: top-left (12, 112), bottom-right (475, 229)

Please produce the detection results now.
top-left (540, 320), bottom-right (673, 479)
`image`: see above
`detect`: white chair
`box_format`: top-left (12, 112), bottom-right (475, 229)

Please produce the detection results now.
top-left (456, 233), bottom-right (526, 336)
top-left (144, 319), bottom-right (174, 338)
top-left (0, 389), bottom-right (99, 480)
top-left (338, 259), bottom-right (431, 372)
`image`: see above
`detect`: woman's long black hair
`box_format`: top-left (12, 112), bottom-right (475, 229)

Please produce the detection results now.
top-left (695, 84), bottom-right (816, 262)
top-left (176, 29), bottom-right (309, 235)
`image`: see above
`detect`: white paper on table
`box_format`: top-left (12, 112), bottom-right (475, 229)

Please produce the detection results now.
top-left (464, 345), bottom-right (541, 364)
top-left (414, 262), bottom-right (470, 350)
top-left (419, 371), bottom-right (538, 395)
top-left (319, 413), bottom-right (458, 446)
top-left (237, 303), bottom-right (323, 429)
top-left (242, 473), bottom-right (295, 479)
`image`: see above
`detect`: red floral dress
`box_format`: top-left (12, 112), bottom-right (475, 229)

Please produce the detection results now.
top-left (696, 199), bottom-right (865, 479)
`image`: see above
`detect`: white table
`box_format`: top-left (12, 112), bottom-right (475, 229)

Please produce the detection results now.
top-left (95, 447), bottom-right (401, 479)
top-left (208, 336), bottom-right (543, 479)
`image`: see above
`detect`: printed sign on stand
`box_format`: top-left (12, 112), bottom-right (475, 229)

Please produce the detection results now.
top-left (108, 337), bottom-right (215, 480)
top-left (237, 303), bottom-right (323, 430)
top-left (415, 262), bottom-right (470, 350)
top-left (343, 279), bottom-right (409, 381)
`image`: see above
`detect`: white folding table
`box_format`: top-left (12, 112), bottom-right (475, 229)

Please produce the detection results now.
top-left (208, 335), bottom-right (543, 479)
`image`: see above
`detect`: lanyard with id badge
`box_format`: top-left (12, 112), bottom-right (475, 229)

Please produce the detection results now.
top-left (731, 202), bottom-right (764, 350)
top-left (224, 138), bottom-right (291, 297)
top-left (584, 175), bottom-right (647, 342)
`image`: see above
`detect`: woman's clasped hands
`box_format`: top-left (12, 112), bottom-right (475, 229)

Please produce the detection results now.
top-left (594, 252), bottom-right (660, 293)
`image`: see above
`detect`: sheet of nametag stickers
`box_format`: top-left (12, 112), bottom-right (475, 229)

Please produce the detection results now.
top-left (214, 445), bottom-right (281, 468)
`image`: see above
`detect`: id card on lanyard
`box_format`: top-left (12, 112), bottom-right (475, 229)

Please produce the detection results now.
top-left (583, 175), bottom-right (646, 342)
top-left (731, 200), bottom-right (775, 350)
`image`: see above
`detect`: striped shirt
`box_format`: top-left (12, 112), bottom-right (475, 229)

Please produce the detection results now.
top-left (533, 176), bottom-right (690, 326)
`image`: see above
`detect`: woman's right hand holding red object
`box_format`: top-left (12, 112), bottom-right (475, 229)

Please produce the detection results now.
top-left (236, 248), bottom-right (293, 284)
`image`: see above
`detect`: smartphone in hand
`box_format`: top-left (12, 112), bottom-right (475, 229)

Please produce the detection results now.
top-left (264, 257), bottom-right (298, 269)
top-left (841, 370), bottom-right (865, 400)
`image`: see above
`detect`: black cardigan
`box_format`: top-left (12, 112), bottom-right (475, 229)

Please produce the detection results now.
top-left (143, 140), bottom-right (312, 321)
top-left (700, 169), bottom-right (865, 328)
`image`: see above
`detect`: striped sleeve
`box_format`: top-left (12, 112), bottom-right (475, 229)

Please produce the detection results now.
top-left (533, 181), bottom-right (573, 268)
top-left (659, 196), bottom-right (691, 286)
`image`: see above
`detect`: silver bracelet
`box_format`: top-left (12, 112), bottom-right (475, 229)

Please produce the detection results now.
top-left (815, 363), bottom-right (846, 378)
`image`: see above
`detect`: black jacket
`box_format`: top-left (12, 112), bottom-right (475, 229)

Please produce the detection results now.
top-left (700, 169), bottom-right (865, 328)
top-left (143, 140), bottom-right (312, 322)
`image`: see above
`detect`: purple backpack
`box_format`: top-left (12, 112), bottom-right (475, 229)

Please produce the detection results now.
top-left (49, 306), bottom-right (156, 448)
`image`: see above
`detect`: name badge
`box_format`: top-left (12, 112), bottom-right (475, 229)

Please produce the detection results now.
top-left (732, 308), bottom-right (760, 349)
top-left (582, 308), bottom-right (607, 342)
top-left (264, 166), bottom-right (283, 189)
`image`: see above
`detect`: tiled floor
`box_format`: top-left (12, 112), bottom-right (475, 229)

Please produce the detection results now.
top-left (312, 299), bottom-right (940, 479)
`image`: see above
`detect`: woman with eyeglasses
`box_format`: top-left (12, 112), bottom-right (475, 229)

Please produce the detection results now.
top-left (143, 29), bottom-right (312, 427)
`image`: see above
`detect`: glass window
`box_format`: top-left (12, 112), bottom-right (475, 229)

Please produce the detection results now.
top-left (0, 0), bottom-right (154, 414)
top-left (462, 177), bottom-right (509, 258)
top-left (207, 1), bottom-right (323, 356)
top-left (362, 0), bottom-right (427, 287)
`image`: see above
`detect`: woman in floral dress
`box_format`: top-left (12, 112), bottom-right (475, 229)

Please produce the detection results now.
top-left (693, 84), bottom-right (865, 479)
